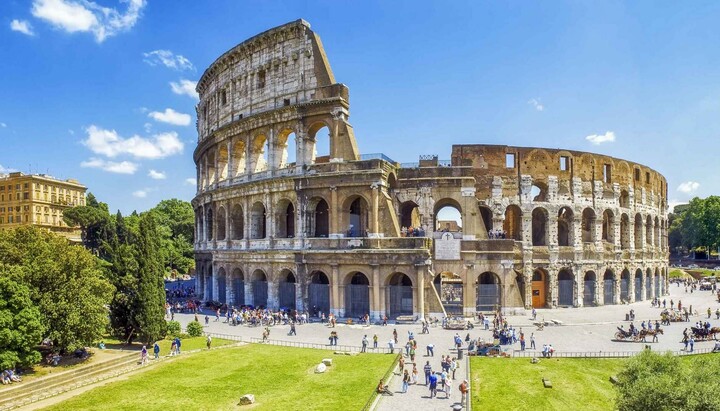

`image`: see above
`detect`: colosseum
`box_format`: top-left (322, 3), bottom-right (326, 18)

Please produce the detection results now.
top-left (192, 20), bottom-right (669, 319)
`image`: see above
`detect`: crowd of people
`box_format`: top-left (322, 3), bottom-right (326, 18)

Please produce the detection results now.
top-left (165, 285), bottom-right (196, 301)
top-left (1, 369), bottom-right (22, 385)
top-left (400, 226), bottom-right (427, 237)
top-left (487, 229), bottom-right (508, 239)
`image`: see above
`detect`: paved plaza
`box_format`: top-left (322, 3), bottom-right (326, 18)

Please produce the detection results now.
top-left (174, 282), bottom-right (718, 410)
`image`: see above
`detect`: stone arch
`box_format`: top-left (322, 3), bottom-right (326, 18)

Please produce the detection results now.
top-left (387, 272), bottom-right (413, 319)
top-left (645, 268), bottom-right (652, 300)
top-left (205, 206), bottom-right (214, 241)
top-left (557, 207), bottom-right (574, 246)
top-left (275, 128), bottom-right (297, 169)
top-left (620, 213), bottom-right (630, 250)
top-left (216, 206), bottom-right (227, 240)
top-left (620, 269), bottom-right (631, 302)
top-left (634, 213), bottom-right (643, 249)
top-left (479, 206), bottom-right (493, 234)
top-left (345, 272), bottom-right (370, 318)
top-left (654, 216), bottom-right (660, 247)
top-left (400, 201), bottom-right (421, 230)
top-left (307, 197), bottom-right (329, 237)
top-left (531, 182), bottom-right (548, 202)
top-left (476, 272), bottom-right (501, 311)
top-left (387, 172), bottom-right (398, 191)
top-left (504, 204), bottom-right (522, 241)
top-left (231, 268), bottom-right (245, 306)
top-left (231, 139), bottom-right (246, 177)
top-left (434, 198), bottom-right (462, 232)
top-left (557, 268), bottom-right (574, 306)
top-left (619, 189), bottom-right (630, 208)
top-left (532, 207), bottom-right (549, 246)
top-left (645, 215), bottom-right (653, 245)
top-left (217, 267), bottom-right (227, 304)
top-left (308, 121), bottom-right (331, 164)
top-left (205, 150), bottom-right (216, 186)
top-left (656, 267), bottom-right (663, 296)
top-left (531, 268), bottom-right (548, 308)
top-left (217, 144), bottom-right (229, 181)
top-left (582, 208), bottom-right (596, 243)
top-left (603, 269), bottom-right (615, 305)
top-left (250, 133), bottom-right (268, 173)
top-left (308, 271), bottom-right (330, 316)
top-left (602, 209), bottom-right (615, 243)
top-left (278, 269), bottom-right (297, 310)
top-left (275, 199), bottom-right (296, 238)
top-left (634, 269), bottom-right (644, 301)
top-left (251, 269), bottom-right (268, 308)
top-left (231, 204), bottom-right (244, 240)
top-left (344, 195), bottom-right (369, 237)
top-left (583, 271), bottom-right (596, 306)
top-left (250, 201), bottom-right (266, 239)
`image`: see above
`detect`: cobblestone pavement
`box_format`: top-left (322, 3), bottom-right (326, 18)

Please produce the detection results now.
top-left (173, 283), bottom-right (719, 410)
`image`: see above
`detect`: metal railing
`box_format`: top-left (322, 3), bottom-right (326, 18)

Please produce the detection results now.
top-left (510, 346), bottom-right (717, 358)
top-left (360, 153), bottom-right (397, 164)
top-left (361, 351), bottom-right (402, 411)
top-left (248, 337), bottom-right (394, 354)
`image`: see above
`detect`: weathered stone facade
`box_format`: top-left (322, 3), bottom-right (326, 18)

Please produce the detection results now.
top-left (193, 20), bottom-right (669, 319)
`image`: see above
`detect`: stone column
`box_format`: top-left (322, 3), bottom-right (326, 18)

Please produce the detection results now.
top-left (369, 184), bottom-right (380, 237)
top-left (226, 141), bottom-right (234, 181)
top-left (614, 271), bottom-right (622, 305)
top-left (268, 280), bottom-right (278, 310)
top-left (372, 264), bottom-right (380, 319)
top-left (575, 267), bottom-right (584, 307)
top-left (548, 214), bottom-right (559, 246)
top-left (225, 200), bottom-right (232, 246)
top-left (524, 264), bottom-right (533, 310)
top-left (521, 215), bottom-right (533, 248)
top-left (244, 280), bottom-right (254, 307)
top-left (548, 267), bottom-right (558, 308)
top-left (628, 271), bottom-right (635, 303)
top-left (416, 264), bottom-right (426, 319)
top-left (243, 197), bottom-right (251, 241)
top-left (595, 265), bottom-right (603, 306)
top-left (572, 216), bottom-right (583, 248)
top-left (331, 264), bottom-right (340, 317)
top-left (227, 278), bottom-right (235, 306)
top-left (212, 265), bottom-right (219, 302)
top-left (649, 269), bottom-right (656, 299)
top-left (329, 186), bottom-right (340, 238)
top-left (264, 190), bottom-right (272, 239)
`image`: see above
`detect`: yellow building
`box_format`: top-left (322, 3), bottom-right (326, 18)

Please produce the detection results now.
top-left (0, 172), bottom-right (87, 242)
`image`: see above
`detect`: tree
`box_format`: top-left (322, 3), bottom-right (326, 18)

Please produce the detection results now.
top-left (0, 272), bottom-right (45, 369)
top-left (616, 350), bottom-right (720, 411)
top-left (148, 199), bottom-right (195, 275)
top-left (63, 192), bottom-right (112, 254)
top-left (0, 226), bottom-right (113, 351)
top-left (134, 213), bottom-right (167, 344)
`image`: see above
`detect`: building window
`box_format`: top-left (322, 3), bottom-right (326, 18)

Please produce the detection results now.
top-left (221, 90), bottom-right (227, 106)
top-left (284, 98), bottom-right (291, 106)
top-left (645, 172), bottom-right (650, 183)
top-left (634, 168), bottom-right (640, 181)
top-left (559, 156), bottom-right (569, 171)
top-left (603, 164), bottom-right (612, 183)
top-left (23, 192), bottom-right (29, 200)
top-left (257, 70), bottom-right (266, 89)
top-left (505, 153), bottom-right (515, 168)
top-left (23, 183), bottom-right (28, 189)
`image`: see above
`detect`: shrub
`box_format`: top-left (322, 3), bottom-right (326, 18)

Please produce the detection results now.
top-left (166, 321), bottom-right (181, 336)
top-left (186, 321), bottom-right (203, 337)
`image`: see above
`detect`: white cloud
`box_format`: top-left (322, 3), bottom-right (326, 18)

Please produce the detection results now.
top-left (528, 98), bottom-right (544, 111)
top-left (677, 181), bottom-right (700, 194)
top-left (31, 0), bottom-right (146, 43)
top-left (148, 108), bottom-right (191, 126)
top-left (80, 157), bottom-right (138, 174)
top-left (148, 169), bottom-right (166, 180)
top-left (0, 122), bottom-right (6, 128)
top-left (184, 177), bottom-right (196, 186)
top-left (170, 79), bottom-right (198, 100)
top-left (0, 164), bottom-right (18, 174)
top-left (143, 50), bottom-right (194, 71)
top-left (585, 131), bottom-right (616, 145)
top-left (10, 19), bottom-right (35, 36)
top-left (132, 189), bottom-right (148, 198)
top-left (143, 122), bottom-right (152, 133)
top-left (82, 125), bottom-right (184, 159)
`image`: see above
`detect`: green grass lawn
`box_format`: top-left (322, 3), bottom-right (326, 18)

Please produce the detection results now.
top-left (470, 357), bottom-right (625, 411)
top-left (44, 344), bottom-right (394, 411)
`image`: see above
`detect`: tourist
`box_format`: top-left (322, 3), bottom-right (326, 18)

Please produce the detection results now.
top-left (205, 315), bottom-right (209, 325)
top-left (440, 369), bottom-right (448, 391)
top-left (445, 376), bottom-right (452, 399)
top-left (427, 343), bottom-right (434, 357)
top-left (450, 357), bottom-right (458, 379)
top-left (170, 340), bottom-right (177, 356)
top-left (373, 334), bottom-right (378, 349)
top-left (429, 371), bottom-right (438, 398)
top-left (362, 335), bottom-right (368, 353)
top-left (459, 379), bottom-right (469, 403)
top-left (377, 379), bottom-right (393, 396)
top-left (411, 364), bottom-right (419, 384)
top-left (424, 361), bottom-right (432, 385)
top-left (402, 370), bottom-right (410, 393)
top-left (206, 335), bottom-right (212, 350)
top-left (153, 342), bottom-right (160, 359)
top-left (175, 337), bottom-right (182, 354)
top-left (393, 328), bottom-right (398, 343)
top-left (141, 345), bottom-right (148, 366)
top-left (689, 336), bottom-right (695, 352)
top-left (98, 341), bottom-right (105, 350)
top-left (289, 322), bottom-right (297, 336)
top-left (520, 332), bottom-right (526, 351)
top-left (388, 339), bottom-right (395, 352)
top-left (399, 356), bottom-right (405, 371)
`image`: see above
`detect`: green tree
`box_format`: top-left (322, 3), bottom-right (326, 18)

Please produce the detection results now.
top-left (62, 192), bottom-right (112, 254)
top-left (0, 272), bottom-right (45, 369)
top-left (134, 213), bottom-right (168, 344)
top-left (0, 226), bottom-right (113, 351)
top-left (148, 199), bottom-right (195, 275)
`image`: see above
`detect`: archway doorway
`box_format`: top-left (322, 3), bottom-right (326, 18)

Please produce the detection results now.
top-left (583, 271), bottom-right (596, 306)
top-left (531, 269), bottom-right (547, 308)
top-left (645, 270), bottom-right (652, 300)
top-left (504, 205), bottom-right (522, 240)
top-left (635, 269), bottom-right (643, 301)
top-left (217, 267), bottom-right (226, 304)
top-left (557, 268), bottom-right (574, 306)
top-left (434, 272), bottom-right (463, 316)
top-left (278, 270), bottom-right (296, 310)
top-left (347, 197), bottom-right (368, 237)
top-left (400, 201), bottom-right (421, 230)
top-left (476, 272), bottom-right (501, 311)
top-left (387, 273), bottom-right (413, 319)
top-left (345, 272), bottom-right (370, 318)
top-left (308, 271), bottom-right (330, 317)
top-left (232, 268), bottom-right (244, 306)
top-left (251, 270), bottom-right (268, 308)
top-left (435, 201), bottom-right (462, 233)
top-left (603, 270), bottom-right (615, 305)
top-left (620, 269), bottom-right (630, 302)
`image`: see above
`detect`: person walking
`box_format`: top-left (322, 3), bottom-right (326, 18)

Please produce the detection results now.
top-left (530, 333), bottom-right (536, 350)
top-left (175, 337), bottom-right (182, 355)
top-left (402, 370), bottom-right (410, 393)
top-left (424, 361), bottom-right (432, 385)
top-left (393, 328), bottom-right (398, 344)
top-left (427, 343), bottom-right (434, 357)
top-left (689, 336), bottom-right (695, 352)
top-left (373, 334), bottom-right (378, 349)
top-left (450, 357), bottom-right (457, 379)
top-left (362, 335), bottom-right (368, 353)
top-left (429, 371), bottom-right (438, 398)
top-left (445, 377), bottom-right (452, 399)
top-left (206, 335), bottom-right (212, 350)
top-left (520, 332), bottom-right (526, 351)
top-left (411, 364), bottom-right (419, 384)
top-left (459, 379), bottom-right (469, 404)
top-left (289, 322), bottom-right (297, 336)
top-left (140, 345), bottom-right (148, 366)
top-left (153, 342), bottom-right (160, 360)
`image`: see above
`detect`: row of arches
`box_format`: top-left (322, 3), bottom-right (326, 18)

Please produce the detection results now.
top-left (198, 123), bottom-right (331, 189)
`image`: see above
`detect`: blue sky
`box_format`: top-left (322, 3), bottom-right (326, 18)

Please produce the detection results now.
top-left (1, 1), bottom-right (719, 214)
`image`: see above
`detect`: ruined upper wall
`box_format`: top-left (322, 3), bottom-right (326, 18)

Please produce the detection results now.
top-left (196, 20), bottom-right (338, 141)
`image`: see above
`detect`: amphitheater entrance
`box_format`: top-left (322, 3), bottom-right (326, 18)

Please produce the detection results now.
top-left (345, 272), bottom-right (370, 318)
top-left (400, 202), bottom-right (421, 230)
top-left (217, 268), bottom-right (227, 304)
top-left (231, 268), bottom-right (244, 306)
top-left (603, 270), bottom-right (615, 305)
top-left (308, 271), bottom-right (330, 317)
top-left (557, 269), bottom-right (574, 307)
top-left (620, 269), bottom-right (630, 302)
top-left (645, 270), bottom-right (651, 300)
top-left (635, 269), bottom-right (643, 301)
top-left (278, 270), bottom-right (296, 311)
top-left (387, 273), bottom-right (413, 319)
top-left (251, 270), bottom-right (268, 308)
top-left (476, 272), bottom-right (501, 312)
top-left (583, 271), bottom-right (596, 306)
top-left (434, 272), bottom-right (463, 316)
top-left (531, 269), bottom-right (548, 308)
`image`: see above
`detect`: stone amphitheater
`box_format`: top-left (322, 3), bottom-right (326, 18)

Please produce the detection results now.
top-left (192, 19), bottom-right (669, 320)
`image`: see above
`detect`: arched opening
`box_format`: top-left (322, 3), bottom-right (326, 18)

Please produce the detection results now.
top-left (531, 183), bottom-right (548, 202)
top-left (504, 205), bottom-right (522, 241)
top-left (400, 201), bottom-right (421, 232)
top-left (654, 217), bottom-right (660, 247)
top-left (479, 206), bottom-right (493, 234)
top-left (582, 208), bottom-right (596, 243)
top-left (345, 272), bottom-right (370, 318)
top-left (645, 215), bottom-right (653, 245)
top-left (557, 268), bottom-right (574, 306)
top-left (308, 123), bottom-right (331, 164)
top-left (434, 272), bottom-right (463, 316)
top-left (634, 214), bottom-right (643, 249)
top-left (645, 269), bottom-right (652, 300)
top-left (620, 214), bottom-right (630, 250)
top-left (217, 267), bottom-right (227, 304)
top-left (206, 207), bottom-right (214, 241)
top-left (217, 145), bottom-right (229, 181)
top-left (232, 268), bottom-right (244, 306)
top-left (656, 267), bottom-right (663, 297)
top-left (232, 140), bottom-right (246, 177)
top-left (251, 134), bottom-right (268, 173)
top-left (435, 201), bottom-right (462, 233)
top-left (308, 271), bottom-right (330, 317)
top-left (583, 271), bottom-right (596, 306)
top-left (602, 210), bottom-right (615, 243)
top-left (276, 200), bottom-right (295, 238)
top-left (251, 269), bottom-right (268, 308)
top-left (278, 270), bottom-right (297, 310)
top-left (531, 268), bottom-right (547, 308)
top-left (250, 202), bottom-right (266, 239)
top-left (634, 269), bottom-right (643, 301)
top-left (346, 196), bottom-right (369, 237)
top-left (603, 269), bottom-right (615, 305)
top-left (216, 206), bottom-right (227, 241)
top-left (620, 269), bottom-right (630, 302)
top-left (476, 272), bottom-right (501, 311)
top-left (276, 129), bottom-right (297, 168)
top-left (205, 151), bottom-right (216, 186)
top-left (532, 207), bottom-right (548, 246)
top-left (309, 198), bottom-right (329, 237)
top-left (557, 207), bottom-right (574, 246)
top-left (204, 266), bottom-right (213, 301)
top-left (387, 273), bottom-right (413, 319)
top-left (197, 209), bottom-right (204, 242)
top-left (619, 190), bottom-right (629, 208)
top-left (231, 204), bottom-right (244, 240)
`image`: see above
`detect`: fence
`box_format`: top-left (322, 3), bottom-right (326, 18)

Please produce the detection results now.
top-left (510, 346), bottom-right (717, 358)
top-left (248, 337), bottom-right (394, 354)
top-left (361, 351), bottom-right (402, 411)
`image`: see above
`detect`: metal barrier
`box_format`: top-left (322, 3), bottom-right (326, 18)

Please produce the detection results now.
top-left (248, 337), bottom-right (393, 354)
top-left (361, 351), bottom-right (402, 411)
top-left (510, 346), bottom-right (717, 358)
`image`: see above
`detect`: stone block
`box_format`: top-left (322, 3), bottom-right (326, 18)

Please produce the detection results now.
top-left (238, 394), bottom-right (255, 405)
top-left (542, 378), bottom-right (552, 388)
top-left (315, 363), bottom-right (327, 373)
top-left (609, 375), bottom-right (618, 385)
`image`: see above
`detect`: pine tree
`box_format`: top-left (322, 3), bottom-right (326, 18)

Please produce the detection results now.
top-left (134, 213), bottom-right (167, 344)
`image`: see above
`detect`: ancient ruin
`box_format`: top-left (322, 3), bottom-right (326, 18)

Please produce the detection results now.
top-left (193, 20), bottom-right (669, 318)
